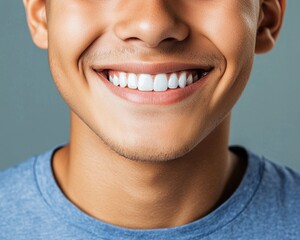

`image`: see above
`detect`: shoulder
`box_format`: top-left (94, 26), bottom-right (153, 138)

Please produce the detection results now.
top-left (236, 146), bottom-right (300, 212)
top-left (0, 156), bottom-right (38, 205)
top-left (0, 155), bottom-right (46, 224)
top-left (257, 155), bottom-right (300, 215)
top-left (244, 150), bottom-right (300, 235)
top-left (246, 148), bottom-right (300, 206)
top-left (240, 147), bottom-right (300, 197)
top-left (232, 146), bottom-right (300, 197)
top-left (0, 148), bottom-right (65, 239)
top-left (0, 149), bottom-right (53, 222)
top-left (0, 156), bottom-right (41, 231)
top-left (223, 147), bottom-right (300, 238)
top-left (260, 155), bottom-right (300, 198)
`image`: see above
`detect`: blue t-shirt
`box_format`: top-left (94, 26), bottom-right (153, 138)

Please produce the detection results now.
top-left (1, 145), bottom-right (300, 240)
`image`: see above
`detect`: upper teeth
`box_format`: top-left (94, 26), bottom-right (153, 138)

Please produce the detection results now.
top-left (107, 71), bottom-right (202, 92)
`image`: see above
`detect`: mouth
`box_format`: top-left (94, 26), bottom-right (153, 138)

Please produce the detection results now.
top-left (97, 69), bottom-right (210, 92)
top-left (92, 64), bottom-right (214, 105)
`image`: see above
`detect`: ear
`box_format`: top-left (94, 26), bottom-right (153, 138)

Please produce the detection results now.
top-left (255, 0), bottom-right (286, 54)
top-left (22, 0), bottom-right (48, 49)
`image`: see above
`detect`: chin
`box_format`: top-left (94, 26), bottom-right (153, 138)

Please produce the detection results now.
top-left (100, 131), bottom-right (197, 163)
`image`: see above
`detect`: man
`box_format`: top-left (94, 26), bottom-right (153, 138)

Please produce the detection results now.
top-left (1, 0), bottom-right (299, 239)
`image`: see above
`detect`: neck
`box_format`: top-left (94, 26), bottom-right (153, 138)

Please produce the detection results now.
top-left (53, 112), bottom-right (244, 229)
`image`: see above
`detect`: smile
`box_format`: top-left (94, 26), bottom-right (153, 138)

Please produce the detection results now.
top-left (103, 69), bottom-right (209, 92)
top-left (93, 64), bottom-right (213, 105)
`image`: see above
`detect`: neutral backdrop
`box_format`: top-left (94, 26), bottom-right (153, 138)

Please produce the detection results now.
top-left (1, 1), bottom-right (299, 171)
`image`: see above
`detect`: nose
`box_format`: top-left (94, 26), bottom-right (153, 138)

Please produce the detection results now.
top-left (113, 1), bottom-right (190, 48)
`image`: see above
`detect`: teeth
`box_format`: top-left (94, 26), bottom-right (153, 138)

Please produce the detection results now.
top-left (128, 73), bottom-right (138, 89)
top-left (113, 75), bottom-right (119, 86)
top-left (168, 73), bottom-right (179, 89)
top-left (107, 70), bottom-right (207, 92)
top-left (154, 74), bottom-right (168, 91)
top-left (187, 74), bottom-right (193, 85)
top-left (178, 72), bottom-right (187, 88)
top-left (138, 74), bottom-right (153, 91)
top-left (119, 72), bottom-right (127, 88)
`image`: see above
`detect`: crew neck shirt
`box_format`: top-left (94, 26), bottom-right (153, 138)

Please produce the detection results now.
top-left (1, 145), bottom-right (300, 239)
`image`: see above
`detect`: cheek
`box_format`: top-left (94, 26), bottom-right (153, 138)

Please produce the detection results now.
top-left (47, 1), bottom-right (109, 70)
top-left (47, 1), bottom-right (111, 109)
top-left (210, 11), bottom-right (257, 120)
top-left (183, 1), bottom-right (259, 124)
top-left (188, 2), bottom-right (258, 67)
top-left (206, 7), bottom-right (257, 101)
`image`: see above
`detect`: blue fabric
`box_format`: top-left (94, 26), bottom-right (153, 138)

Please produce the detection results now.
top-left (1, 145), bottom-right (300, 240)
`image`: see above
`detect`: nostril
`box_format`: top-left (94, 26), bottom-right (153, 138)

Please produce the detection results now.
top-left (123, 37), bottom-right (147, 45)
top-left (163, 37), bottom-right (178, 43)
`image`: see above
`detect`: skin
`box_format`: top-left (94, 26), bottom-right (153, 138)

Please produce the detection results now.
top-left (23, 0), bottom-right (285, 229)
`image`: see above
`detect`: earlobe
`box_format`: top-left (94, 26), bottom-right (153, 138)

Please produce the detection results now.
top-left (23, 0), bottom-right (48, 49)
top-left (255, 0), bottom-right (286, 54)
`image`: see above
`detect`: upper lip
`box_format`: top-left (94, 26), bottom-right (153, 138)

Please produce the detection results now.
top-left (92, 62), bottom-right (214, 75)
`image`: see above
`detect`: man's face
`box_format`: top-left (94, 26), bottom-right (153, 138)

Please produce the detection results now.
top-left (45, 0), bottom-right (260, 161)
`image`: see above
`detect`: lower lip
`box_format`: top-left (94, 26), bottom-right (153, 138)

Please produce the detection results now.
top-left (95, 72), bottom-right (209, 105)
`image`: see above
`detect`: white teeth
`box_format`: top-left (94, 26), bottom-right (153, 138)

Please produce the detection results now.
top-left (119, 72), bottom-right (127, 88)
top-left (178, 72), bottom-right (187, 88)
top-left (187, 74), bottom-right (193, 85)
top-left (113, 75), bottom-right (119, 86)
top-left (168, 73), bottom-right (179, 89)
top-left (138, 74), bottom-right (153, 91)
top-left (154, 74), bottom-right (168, 91)
top-left (107, 70), bottom-right (207, 91)
top-left (128, 73), bottom-right (138, 89)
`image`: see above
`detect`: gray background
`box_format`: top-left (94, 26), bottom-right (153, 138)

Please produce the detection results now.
top-left (0, 1), bottom-right (299, 170)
